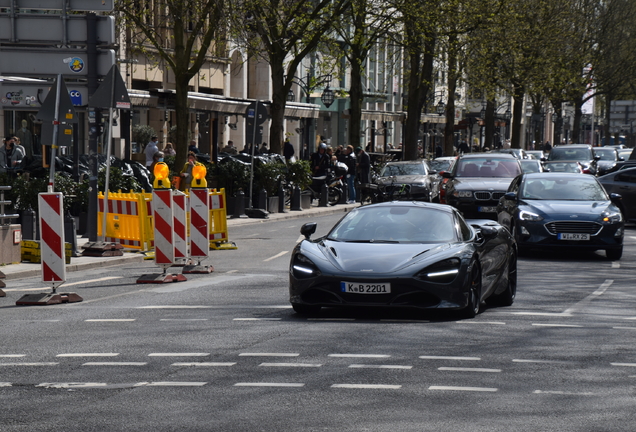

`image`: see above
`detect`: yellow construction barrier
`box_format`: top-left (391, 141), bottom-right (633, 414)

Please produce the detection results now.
top-left (208, 188), bottom-right (237, 250)
top-left (21, 240), bottom-right (72, 264)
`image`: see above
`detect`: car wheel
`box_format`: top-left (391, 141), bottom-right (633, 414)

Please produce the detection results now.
top-left (489, 251), bottom-right (517, 307)
top-left (606, 247), bottom-right (623, 261)
top-left (462, 262), bottom-right (481, 319)
top-left (292, 303), bottom-right (321, 316)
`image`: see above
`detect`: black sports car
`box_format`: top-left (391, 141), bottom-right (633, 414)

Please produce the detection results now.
top-left (289, 202), bottom-right (517, 318)
top-left (497, 172), bottom-right (624, 260)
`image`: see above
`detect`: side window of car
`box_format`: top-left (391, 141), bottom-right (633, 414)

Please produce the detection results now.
top-left (617, 170), bottom-right (636, 183)
top-left (456, 213), bottom-right (473, 241)
top-left (508, 176), bottom-right (520, 193)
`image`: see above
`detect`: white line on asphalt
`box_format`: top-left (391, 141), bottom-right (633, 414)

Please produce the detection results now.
top-left (562, 280), bottom-right (613, 315)
top-left (0, 382), bottom-right (12, 387)
top-left (0, 363), bottom-right (58, 366)
top-left (429, 386), bottom-right (497, 392)
top-left (263, 251), bottom-right (288, 262)
top-left (419, 356), bottom-right (480, 361)
top-left (239, 353), bottom-right (299, 357)
top-left (234, 383), bottom-right (304, 387)
top-left (332, 384), bottom-right (402, 389)
top-left (612, 262), bottom-right (620, 269)
top-left (148, 353), bottom-right (210, 357)
top-left (3, 277), bottom-right (122, 292)
top-left (623, 317), bottom-right (636, 320)
top-left (510, 312), bottom-right (571, 317)
top-left (85, 319), bottom-right (136, 322)
top-left (233, 318), bottom-right (282, 321)
top-left (512, 359), bottom-right (563, 364)
top-left (37, 383), bottom-right (108, 389)
top-left (143, 382), bottom-right (207, 387)
top-left (259, 363), bottom-right (322, 367)
top-left (82, 362), bottom-right (147, 366)
top-left (438, 367), bottom-right (501, 373)
top-left (296, 235), bottom-right (305, 243)
top-left (611, 363), bottom-right (636, 367)
top-left (172, 362), bottom-right (236, 367)
top-left (0, 355), bottom-right (25, 358)
top-left (349, 364), bottom-right (412, 370)
top-left (307, 318), bottom-right (356, 321)
top-left (329, 354), bottom-right (391, 358)
top-left (454, 321), bottom-right (506, 325)
top-left (160, 319), bottom-right (209, 321)
top-left (225, 270), bottom-right (238, 273)
top-left (56, 353), bottom-right (119, 357)
top-left (613, 327), bottom-right (636, 331)
top-left (533, 390), bottom-right (594, 396)
top-left (532, 323), bottom-right (583, 328)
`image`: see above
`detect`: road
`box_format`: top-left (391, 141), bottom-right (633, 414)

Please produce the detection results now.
top-left (1, 213), bottom-right (635, 431)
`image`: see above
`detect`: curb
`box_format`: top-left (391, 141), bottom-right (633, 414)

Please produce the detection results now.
top-left (226, 203), bottom-right (359, 227)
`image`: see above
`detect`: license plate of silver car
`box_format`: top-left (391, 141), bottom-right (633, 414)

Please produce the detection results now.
top-left (558, 233), bottom-right (590, 240)
top-left (341, 282), bottom-right (391, 294)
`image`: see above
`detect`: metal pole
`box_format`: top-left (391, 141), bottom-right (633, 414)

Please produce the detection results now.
top-left (48, 74), bottom-right (63, 190)
top-left (248, 100), bottom-right (259, 209)
top-left (100, 69), bottom-right (118, 243)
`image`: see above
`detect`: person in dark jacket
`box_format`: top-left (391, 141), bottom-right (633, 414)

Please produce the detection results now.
top-left (310, 143), bottom-right (330, 176)
top-left (343, 145), bottom-right (357, 203)
top-left (283, 139), bottom-right (295, 162)
top-left (355, 146), bottom-right (371, 184)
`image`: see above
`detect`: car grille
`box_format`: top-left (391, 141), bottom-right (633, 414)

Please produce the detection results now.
top-left (544, 221), bottom-right (602, 235)
top-left (474, 191), bottom-right (506, 201)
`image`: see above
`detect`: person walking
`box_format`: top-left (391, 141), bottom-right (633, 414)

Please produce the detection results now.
top-left (0, 136), bottom-right (24, 174)
top-left (310, 143), bottom-right (330, 176)
top-left (145, 136), bottom-right (159, 167)
top-left (355, 146), bottom-right (371, 184)
top-left (343, 145), bottom-right (357, 204)
top-left (283, 139), bottom-right (295, 162)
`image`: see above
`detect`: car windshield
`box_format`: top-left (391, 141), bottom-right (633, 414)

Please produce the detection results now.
top-left (327, 206), bottom-right (457, 243)
top-left (594, 148), bottom-right (617, 161)
top-left (548, 147), bottom-right (592, 161)
top-left (381, 163), bottom-right (426, 176)
top-left (429, 159), bottom-right (453, 172)
top-left (544, 162), bottom-right (581, 173)
top-left (521, 160), bottom-right (541, 173)
top-left (521, 176), bottom-right (608, 201)
top-left (455, 158), bottom-right (521, 178)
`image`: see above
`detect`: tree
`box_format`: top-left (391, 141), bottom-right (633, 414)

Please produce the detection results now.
top-left (116, 0), bottom-right (226, 169)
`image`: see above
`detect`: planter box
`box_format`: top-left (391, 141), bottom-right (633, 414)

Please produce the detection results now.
top-left (0, 224), bottom-right (21, 265)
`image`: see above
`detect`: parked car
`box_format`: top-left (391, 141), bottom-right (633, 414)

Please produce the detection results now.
top-left (520, 159), bottom-right (544, 173)
top-left (375, 160), bottom-right (436, 201)
top-left (428, 156), bottom-right (456, 203)
top-left (443, 154), bottom-right (522, 219)
top-left (497, 172), bottom-right (624, 259)
top-left (598, 167), bottom-right (636, 222)
top-left (594, 147), bottom-right (624, 176)
top-left (542, 161), bottom-right (584, 174)
top-left (546, 144), bottom-right (599, 175)
top-left (289, 201), bottom-right (517, 318)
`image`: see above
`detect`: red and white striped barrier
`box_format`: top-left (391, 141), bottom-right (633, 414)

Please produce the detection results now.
top-left (39, 192), bottom-right (66, 286)
top-left (184, 188), bottom-right (213, 273)
top-left (172, 191), bottom-right (188, 265)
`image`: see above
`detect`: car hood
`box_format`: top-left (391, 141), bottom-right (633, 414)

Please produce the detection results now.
top-left (315, 240), bottom-right (456, 274)
top-left (597, 161), bottom-right (616, 169)
top-left (377, 175), bottom-right (426, 184)
top-left (452, 178), bottom-right (514, 190)
top-left (521, 200), bottom-right (615, 218)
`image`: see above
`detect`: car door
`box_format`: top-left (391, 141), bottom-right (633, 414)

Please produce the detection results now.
top-left (607, 169), bottom-right (636, 220)
top-left (497, 175), bottom-right (522, 231)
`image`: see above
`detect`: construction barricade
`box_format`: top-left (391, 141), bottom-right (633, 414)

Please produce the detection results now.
top-left (209, 189), bottom-right (236, 250)
top-left (97, 191), bottom-right (153, 252)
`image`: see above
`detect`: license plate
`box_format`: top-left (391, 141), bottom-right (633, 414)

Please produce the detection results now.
top-left (478, 206), bottom-right (497, 213)
top-left (341, 282), bottom-right (391, 294)
top-left (558, 233), bottom-right (590, 241)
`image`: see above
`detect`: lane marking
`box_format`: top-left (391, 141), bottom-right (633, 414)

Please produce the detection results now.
top-left (429, 386), bottom-right (497, 392)
top-left (513, 359), bottom-right (563, 364)
top-left (225, 270), bottom-right (238, 274)
top-left (234, 382), bottom-right (304, 387)
top-left (160, 319), bottom-right (209, 321)
top-left (611, 363), bottom-right (636, 367)
top-left (0, 382), bottom-right (12, 387)
top-left (349, 364), bottom-right (412, 370)
top-left (534, 390), bottom-right (594, 396)
top-left (263, 251), bottom-right (289, 262)
top-left (562, 280), bottom-right (613, 315)
top-left (239, 353), bottom-right (299, 357)
top-left (137, 305), bottom-right (292, 309)
top-left (3, 276), bottom-right (122, 292)
top-left (37, 383), bottom-right (107, 389)
top-left (532, 323), bottom-right (583, 328)
top-left (148, 353), bottom-right (209, 357)
top-left (613, 327), bottom-right (636, 331)
top-left (332, 384), bottom-right (401, 389)
top-left (0, 363), bottom-right (58, 366)
top-left (329, 354), bottom-right (391, 358)
top-left (510, 312), bottom-right (571, 317)
top-left (419, 356), bottom-right (480, 361)
top-left (612, 262), bottom-right (620, 269)
top-left (438, 367), bottom-right (501, 373)
top-left (307, 318), bottom-right (355, 321)
top-left (57, 353), bottom-right (119, 357)
top-left (623, 317), bottom-right (636, 320)
top-left (82, 362), bottom-right (147, 366)
top-left (144, 382), bottom-right (207, 387)
top-left (172, 362), bottom-right (236, 367)
top-left (259, 363), bottom-right (322, 368)
top-left (233, 318), bottom-right (282, 321)
top-left (455, 321), bottom-right (506, 325)
top-left (0, 355), bottom-right (25, 358)
top-left (85, 319), bottom-right (136, 322)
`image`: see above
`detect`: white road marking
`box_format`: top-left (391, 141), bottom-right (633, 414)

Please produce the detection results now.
top-left (613, 327), bottom-right (636, 331)
top-left (429, 386), bottom-right (497, 392)
top-left (562, 280), bottom-right (613, 315)
top-left (455, 321), bottom-right (506, 325)
top-left (239, 353), bottom-right (299, 357)
top-left (234, 382), bottom-right (304, 387)
top-left (3, 277), bottom-right (122, 292)
top-left (56, 353), bottom-right (119, 357)
top-left (160, 319), bottom-right (209, 321)
top-left (0, 382), bottom-right (12, 387)
top-left (233, 318), bottom-right (282, 321)
top-left (263, 251), bottom-right (288, 262)
top-left (82, 362), bottom-right (147, 366)
top-left (37, 383), bottom-right (108, 389)
top-left (139, 306), bottom-right (214, 309)
top-left (533, 390), bottom-right (594, 396)
top-left (513, 359), bottom-right (562, 364)
top-left (296, 235), bottom-right (305, 243)
top-left (332, 384), bottom-right (402, 389)
top-left (148, 353), bottom-right (209, 357)
top-left (225, 270), bottom-right (238, 274)
top-left (349, 364), bottom-right (412, 370)
top-left (148, 274), bottom-right (272, 294)
top-left (611, 363), bottom-right (636, 367)
top-left (259, 363), bottom-right (322, 367)
top-left (85, 319), bottom-right (136, 322)
top-left (137, 305), bottom-right (292, 309)
top-left (329, 354), bottom-right (391, 358)
top-left (532, 323), bottom-right (583, 328)
top-left (419, 356), bottom-right (480, 361)
top-left (0, 363), bottom-right (58, 366)
top-left (438, 367), bottom-right (501, 373)
top-left (0, 355), bottom-right (25, 358)
top-left (510, 312), bottom-right (571, 317)
top-left (172, 362), bottom-right (236, 367)
top-left (612, 262), bottom-right (620, 269)
top-left (143, 382), bottom-right (207, 387)
top-left (623, 317), bottom-right (636, 320)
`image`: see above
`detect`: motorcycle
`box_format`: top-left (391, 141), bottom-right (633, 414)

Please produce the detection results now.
top-left (306, 169), bottom-right (344, 206)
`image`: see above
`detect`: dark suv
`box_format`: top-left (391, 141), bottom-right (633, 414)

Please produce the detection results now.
top-left (443, 154), bottom-right (522, 219)
top-left (546, 144), bottom-right (600, 175)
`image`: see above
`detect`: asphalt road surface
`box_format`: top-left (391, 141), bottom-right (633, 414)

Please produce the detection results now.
top-left (1, 213), bottom-right (635, 432)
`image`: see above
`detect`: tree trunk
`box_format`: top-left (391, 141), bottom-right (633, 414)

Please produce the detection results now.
top-left (484, 99), bottom-right (495, 149)
top-left (511, 83), bottom-right (524, 149)
top-left (174, 75), bottom-right (191, 170)
top-left (348, 58), bottom-right (364, 153)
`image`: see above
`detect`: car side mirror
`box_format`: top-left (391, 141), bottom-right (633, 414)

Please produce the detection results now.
top-left (540, 157), bottom-right (547, 162)
top-left (472, 224), bottom-right (498, 242)
top-left (610, 193), bottom-right (622, 203)
top-left (441, 171), bottom-right (453, 179)
top-left (429, 170), bottom-right (437, 175)
top-left (300, 222), bottom-right (317, 240)
top-left (594, 155), bottom-right (601, 161)
top-left (619, 157), bottom-right (625, 161)
top-left (503, 192), bottom-right (517, 201)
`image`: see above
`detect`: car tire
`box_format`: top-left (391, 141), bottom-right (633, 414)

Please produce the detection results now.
top-left (292, 303), bottom-right (321, 316)
top-left (462, 262), bottom-right (481, 319)
top-left (606, 247), bottom-right (623, 261)
top-left (489, 251), bottom-right (517, 307)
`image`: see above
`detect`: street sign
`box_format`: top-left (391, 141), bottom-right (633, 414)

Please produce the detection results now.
top-left (0, 0), bottom-right (113, 11)
top-left (0, 15), bottom-right (114, 45)
top-left (1, 83), bottom-right (88, 108)
top-left (89, 65), bottom-right (132, 110)
top-left (36, 77), bottom-right (78, 147)
top-left (0, 48), bottom-right (115, 77)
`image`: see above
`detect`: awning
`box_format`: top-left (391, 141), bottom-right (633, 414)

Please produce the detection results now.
top-left (128, 89), bottom-right (158, 108)
top-left (284, 102), bottom-right (320, 119)
top-left (342, 109), bottom-right (406, 122)
top-left (188, 92), bottom-right (251, 114)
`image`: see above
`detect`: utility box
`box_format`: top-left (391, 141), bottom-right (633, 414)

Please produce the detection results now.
top-left (0, 224), bottom-right (22, 265)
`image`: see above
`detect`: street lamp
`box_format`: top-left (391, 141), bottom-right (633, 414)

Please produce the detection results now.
top-left (436, 99), bottom-right (445, 116)
top-left (321, 87), bottom-right (335, 108)
top-left (287, 89), bottom-right (295, 102)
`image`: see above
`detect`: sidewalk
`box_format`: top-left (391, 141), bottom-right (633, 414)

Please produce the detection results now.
top-left (0, 202), bottom-right (359, 281)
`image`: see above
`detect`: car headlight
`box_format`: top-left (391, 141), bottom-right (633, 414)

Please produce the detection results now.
top-left (416, 258), bottom-right (461, 283)
top-left (453, 190), bottom-right (473, 198)
top-left (601, 211), bottom-right (622, 224)
top-left (291, 254), bottom-right (321, 279)
top-left (519, 210), bottom-right (543, 221)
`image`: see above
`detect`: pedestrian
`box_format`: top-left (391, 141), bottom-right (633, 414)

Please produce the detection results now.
top-left (162, 142), bottom-right (176, 156)
top-left (149, 151), bottom-right (165, 181)
top-left (0, 136), bottom-right (24, 174)
top-left (179, 151), bottom-right (203, 191)
top-left (435, 142), bottom-right (443, 158)
top-left (344, 145), bottom-right (357, 203)
top-left (283, 139), bottom-right (295, 163)
top-left (543, 141), bottom-right (552, 152)
top-left (222, 140), bottom-right (238, 155)
top-left (457, 140), bottom-right (469, 154)
top-left (310, 143), bottom-right (330, 176)
top-left (188, 140), bottom-right (200, 154)
top-left (16, 119), bottom-right (34, 158)
top-left (259, 142), bottom-right (268, 154)
top-left (242, 143), bottom-right (252, 154)
top-left (145, 135), bottom-right (159, 167)
top-left (355, 146), bottom-right (371, 184)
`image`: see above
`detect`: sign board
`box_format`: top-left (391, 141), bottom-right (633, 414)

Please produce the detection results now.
top-left (0, 15), bottom-right (114, 45)
top-left (0, 0), bottom-right (113, 11)
top-left (0, 48), bottom-right (115, 77)
top-left (1, 83), bottom-right (88, 108)
top-left (89, 65), bottom-right (132, 110)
